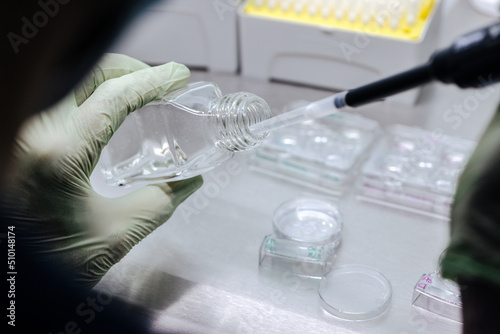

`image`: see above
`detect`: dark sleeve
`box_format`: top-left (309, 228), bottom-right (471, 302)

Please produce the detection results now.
top-left (441, 106), bottom-right (500, 286)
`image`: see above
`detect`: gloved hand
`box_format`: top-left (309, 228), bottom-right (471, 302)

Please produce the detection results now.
top-left (440, 105), bottom-right (500, 286)
top-left (2, 53), bottom-right (203, 289)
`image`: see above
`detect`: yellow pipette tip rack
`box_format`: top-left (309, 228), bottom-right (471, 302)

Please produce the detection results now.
top-left (244, 0), bottom-right (437, 41)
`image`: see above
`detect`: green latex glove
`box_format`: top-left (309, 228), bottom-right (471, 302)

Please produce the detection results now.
top-left (441, 105), bottom-right (500, 286)
top-left (3, 53), bottom-right (203, 289)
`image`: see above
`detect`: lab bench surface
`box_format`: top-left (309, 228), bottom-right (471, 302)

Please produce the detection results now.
top-left (92, 3), bottom-right (500, 331)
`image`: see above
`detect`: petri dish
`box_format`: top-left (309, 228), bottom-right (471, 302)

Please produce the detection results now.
top-left (318, 265), bottom-right (392, 321)
top-left (273, 197), bottom-right (343, 246)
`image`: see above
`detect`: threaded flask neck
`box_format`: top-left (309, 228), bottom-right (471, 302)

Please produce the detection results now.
top-left (211, 92), bottom-right (271, 151)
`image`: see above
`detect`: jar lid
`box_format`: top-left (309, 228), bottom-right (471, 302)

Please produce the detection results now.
top-left (273, 197), bottom-right (342, 245)
top-left (318, 265), bottom-right (392, 321)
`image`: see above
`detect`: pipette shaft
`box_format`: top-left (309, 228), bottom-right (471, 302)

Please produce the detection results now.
top-left (249, 93), bottom-right (346, 135)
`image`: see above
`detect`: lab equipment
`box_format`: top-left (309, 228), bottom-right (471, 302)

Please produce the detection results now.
top-left (239, 0), bottom-right (443, 105)
top-left (259, 234), bottom-right (337, 278)
top-left (110, 0), bottom-right (239, 72)
top-left (99, 81), bottom-right (271, 187)
top-left (251, 20), bottom-right (500, 136)
top-left (358, 124), bottom-right (475, 218)
top-left (247, 21), bottom-right (500, 139)
top-left (318, 265), bottom-right (392, 320)
top-left (102, 22), bottom-right (500, 188)
top-left (412, 271), bottom-right (462, 322)
top-left (272, 197), bottom-right (343, 246)
top-left (250, 111), bottom-right (380, 194)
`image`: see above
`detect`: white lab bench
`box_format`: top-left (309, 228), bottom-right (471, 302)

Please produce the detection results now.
top-left (92, 2), bottom-right (500, 333)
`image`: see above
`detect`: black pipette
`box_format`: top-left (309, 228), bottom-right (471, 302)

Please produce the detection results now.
top-left (335, 21), bottom-right (500, 108)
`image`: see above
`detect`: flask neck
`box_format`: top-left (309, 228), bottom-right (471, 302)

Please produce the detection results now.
top-left (211, 92), bottom-right (271, 151)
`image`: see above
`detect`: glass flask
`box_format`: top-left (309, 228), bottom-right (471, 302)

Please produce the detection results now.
top-left (99, 82), bottom-right (271, 186)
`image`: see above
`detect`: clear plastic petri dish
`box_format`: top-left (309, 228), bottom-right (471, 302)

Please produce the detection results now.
top-left (318, 265), bottom-right (392, 321)
top-left (273, 197), bottom-right (343, 246)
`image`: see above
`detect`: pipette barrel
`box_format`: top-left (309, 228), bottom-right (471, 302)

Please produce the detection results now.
top-left (249, 92), bottom-right (347, 136)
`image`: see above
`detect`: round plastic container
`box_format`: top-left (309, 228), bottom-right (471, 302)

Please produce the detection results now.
top-left (318, 265), bottom-right (392, 321)
top-left (273, 197), bottom-right (343, 246)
